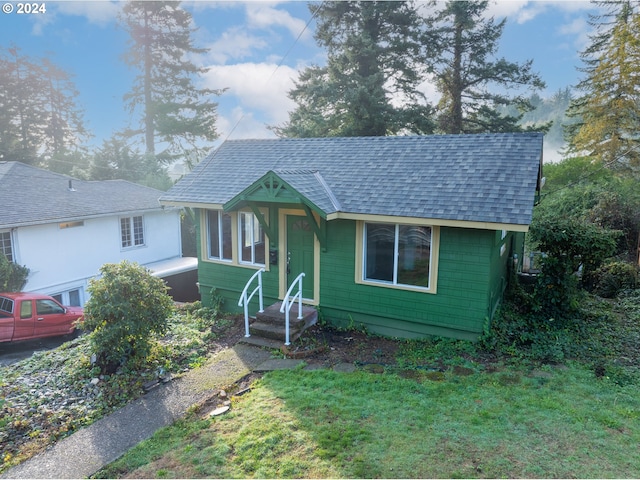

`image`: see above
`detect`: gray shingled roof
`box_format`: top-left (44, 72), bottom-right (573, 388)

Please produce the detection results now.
top-left (0, 162), bottom-right (165, 228)
top-left (160, 133), bottom-right (543, 226)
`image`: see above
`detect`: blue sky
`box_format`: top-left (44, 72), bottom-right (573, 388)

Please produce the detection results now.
top-left (0, 1), bottom-right (600, 153)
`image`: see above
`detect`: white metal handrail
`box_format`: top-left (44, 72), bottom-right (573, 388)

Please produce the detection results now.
top-left (238, 268), bottom-right (265, 338)
top-left (280, 272), bottom-right (305, 346)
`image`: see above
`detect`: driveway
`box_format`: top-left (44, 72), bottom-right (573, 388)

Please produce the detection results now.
top-left (0, 335), bottom-right (76, 366)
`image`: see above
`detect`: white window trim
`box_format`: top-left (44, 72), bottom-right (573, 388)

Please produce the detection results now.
top-left (238, 211), bottom-right (266, 267)
top-left (0, 229), bottom-right (15, 263)
top-left (201, 209), bottom-right (268, 270)
top-left (120, 215), bottom-right (146, 249)
top-left (206, 210), bottom-right (233, 263)
top-left (355, 221), bottom-right (439, 294)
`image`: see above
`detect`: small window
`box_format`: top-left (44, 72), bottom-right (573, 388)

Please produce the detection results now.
top-left (500, 230), bottom-right (507, 256)
top-left (69, 289), bottom-right (81, 307)
top-left (239, 212), bottom-right (265, 266)
top-left (120, 216), bottom-right (145, 248)
top-left (0, 231), bottom-right (14, 262)
top-left (207, 210), bottom-right (232, 261)
top-left (59, 221), bottom-right (84, 229)
top-left (52, 289), bottom-right (82, 307)
top-left (364, 222), bottom-right (432, 289)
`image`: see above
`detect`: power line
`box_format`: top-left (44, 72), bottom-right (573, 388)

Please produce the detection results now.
top-left (540, 145), bottom-right (640, 200)
top-left (180, 2), bottom-right (324, 191)
top-left (223, 1), bottom-right (323, 141)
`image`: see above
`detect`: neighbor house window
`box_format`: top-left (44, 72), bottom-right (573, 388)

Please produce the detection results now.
top-left (0, 231), bottom-right (14, 262)
top-left (207, 210), bottom-right (232, 261)
top-left (239, 212), bottom-right (265, 266)
top-left (52, 288), bottom-right (82, 307)
top-left (363, 222), bottom-right (432, 289)
top-left (120, 216), bottom-right (145, 248)
top-left (59, 221), bottom-right (84, 229)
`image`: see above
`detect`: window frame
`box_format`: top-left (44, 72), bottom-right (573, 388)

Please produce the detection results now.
top-left (120, 215), bottom-right (145, 249)
top-left (206, 209), bottom-right (233, 262)
top-left (52, 288), bottom-right (83, 307)
top-left (356, 220), bottom-right (439, 294)
top-left (202, 208), bottom-right (268, 269)
top-left (499, 230), bottom-right (508, 256)
top-left (238, 211), bottom-right (266, 267)
top-left (0, 230), bottom-right (14, 262)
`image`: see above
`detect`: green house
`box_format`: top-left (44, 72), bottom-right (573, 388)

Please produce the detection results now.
top-left (160, 133), bottom-right (544, 341)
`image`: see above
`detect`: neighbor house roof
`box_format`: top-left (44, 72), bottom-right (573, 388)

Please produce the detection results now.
top-left (0, 161), bottom-right (166, 228)
top-left (160, 133), bottom-right (543, 228)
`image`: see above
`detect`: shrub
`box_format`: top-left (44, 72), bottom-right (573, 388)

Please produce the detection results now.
top-left (80, 261), bottom-right (175, 373)
top-left (528, 217), bottom-right (620, 318)
top-left (479, 283), bottom-right (576, 363)
top-left (0, 254), bottom-right (29, 292)
top-left (593, 261), bottom-right (639, 298)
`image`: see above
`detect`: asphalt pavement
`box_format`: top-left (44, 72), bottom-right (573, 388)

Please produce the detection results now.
top-left (0, 335), bottom-right (76, 366)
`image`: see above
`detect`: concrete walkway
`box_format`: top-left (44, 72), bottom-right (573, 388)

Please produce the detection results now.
top-left (1, 343), bottom-right (311, 479)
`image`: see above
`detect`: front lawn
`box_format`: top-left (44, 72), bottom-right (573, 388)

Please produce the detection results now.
top-left (2, 289), bottom-right (639, 478)
top-left (96, 363), bottom-right (639, 478)
top-left (95, 291), bottom-right (640, 479)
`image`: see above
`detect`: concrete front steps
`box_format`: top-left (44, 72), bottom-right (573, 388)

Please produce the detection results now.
top-left (239, 301), bottom-right (318, 348)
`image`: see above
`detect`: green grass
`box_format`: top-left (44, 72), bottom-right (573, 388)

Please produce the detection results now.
top-left (96, 364), bottom-right (640, 479)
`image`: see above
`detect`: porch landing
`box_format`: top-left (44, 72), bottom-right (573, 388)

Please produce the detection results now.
top-left (239, 301), bottom-right (318, 348)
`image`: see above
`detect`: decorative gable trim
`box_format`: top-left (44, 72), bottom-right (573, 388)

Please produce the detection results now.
top-left (223, 170), bottom-right (334, 220)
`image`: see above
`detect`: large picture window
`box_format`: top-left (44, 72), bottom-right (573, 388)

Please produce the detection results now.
top-left (207, 210), bottom-right (232, 261)
top-left (364, 222), bottom-right (432, 289)
top-left (239, 212), bottom-right (265, 266)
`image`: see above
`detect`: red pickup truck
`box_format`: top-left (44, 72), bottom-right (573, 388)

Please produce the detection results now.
top-left (0, 292), bottom-right (83, 343)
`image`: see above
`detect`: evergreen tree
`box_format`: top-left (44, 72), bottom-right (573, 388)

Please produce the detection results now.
top-left (565, 1), bottom-right (640, 170)
top-left (120, 1), bottom-right (222, 162)
top-left (88, 134), bottom-right (172, 190)
top-left (0, 46), bottom-right (88, 168)
top-left (422, 0), bottom-right (546, 134)
top-left (0, 47), bottom-right (48, 165)
top-left (41, 58), bottom-right (89, 165)
top-left (274, 1), bottom-right (434, 138)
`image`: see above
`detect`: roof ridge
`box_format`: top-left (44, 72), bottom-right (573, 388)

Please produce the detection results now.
top-left (313, 171), bottom-right (342, 212)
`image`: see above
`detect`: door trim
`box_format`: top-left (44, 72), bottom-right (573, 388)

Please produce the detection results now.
top-left (278, 209), bottom-right (320, 305)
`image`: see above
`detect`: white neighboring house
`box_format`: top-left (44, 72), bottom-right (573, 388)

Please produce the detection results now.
top-left (0, 161), bottom-right (197, 306)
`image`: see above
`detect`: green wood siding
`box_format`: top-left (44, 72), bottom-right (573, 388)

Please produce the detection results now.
top-left (196, 207), bottom-right (509, 340)
top-left (318, 224), bottom-right (494, 340)
top-left (194, 208), bottom-right (280, 314)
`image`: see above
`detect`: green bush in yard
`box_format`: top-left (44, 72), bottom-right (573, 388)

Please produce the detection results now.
top-left (528, 216), bottom-right (620, 318)
top-left (0, 254), bottom-right (29, 292)
top-left (80, 261), bottom-right (175, 373)
top-left (593, 261), bottom-right (639, 298)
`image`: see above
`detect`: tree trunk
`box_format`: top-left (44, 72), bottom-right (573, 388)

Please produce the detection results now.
top-left (143, 8), bottom-right (155, 156)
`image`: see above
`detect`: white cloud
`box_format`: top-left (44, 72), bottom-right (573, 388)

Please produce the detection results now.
top-left (487, 0), bottom-right (595, 24)
top-left (204, 62), bottom-right (299, 135)
top-left (30, 1), bottom-right (119, 36)
top-left (206, 27), bottom-right (269, 64)
top-left (558, 16), bottom-right (592, 52)
top-left (216, 106), bottom-right (278, 141)
top-left (55, 1), bottom-right (120, 26)
top-left (486, 0), bottom-right (531, 22)
top-left (244, 3), bottom-right (311, 40)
